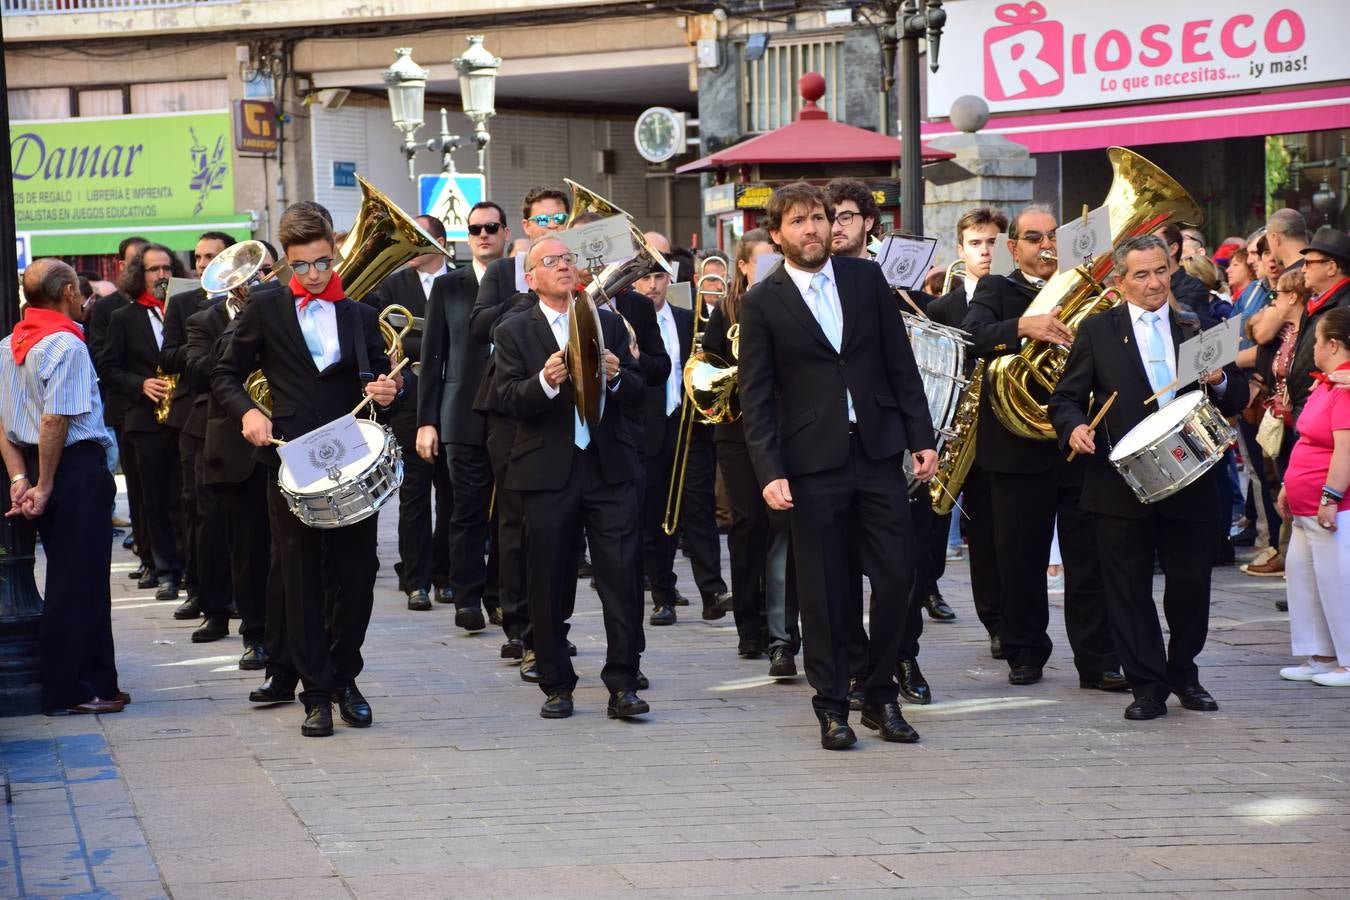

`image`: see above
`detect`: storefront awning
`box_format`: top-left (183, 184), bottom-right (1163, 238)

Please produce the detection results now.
top-left (26, 217), bottom-right (255, 257)
top-left (921, 84), bottom-right (1350, 154)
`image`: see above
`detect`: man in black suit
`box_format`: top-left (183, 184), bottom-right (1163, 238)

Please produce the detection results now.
top-left (212, 204), bottom-right (398, 738)
top-left (1051, 234), bottom-right (1247, 719)
top-left (160, 230), bottom-right (236, 620)
top-left (369, 215), bottom-right (457, 617)
top-left (962, 205), bottom-right (1124, 692)
top-left (738, 182), bottom-right (937, 750)
top-left (102, 243), bottom-right (187, 602)
top-left (491, 236), bottom-right (649, 720)
top-left (1154, 223), bottom-right (1216, 328)
top-left (418, 202), bottom-right (507, 638)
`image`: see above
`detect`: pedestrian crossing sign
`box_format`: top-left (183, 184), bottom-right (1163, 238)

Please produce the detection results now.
top-left (418, 173), bottom-right (486, 241)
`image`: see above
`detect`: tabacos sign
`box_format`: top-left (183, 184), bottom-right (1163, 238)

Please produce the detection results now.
top-left (929, 0), bottom-right (1338, 115)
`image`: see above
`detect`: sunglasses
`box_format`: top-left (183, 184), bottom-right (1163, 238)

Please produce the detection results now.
top-left (468, 222), bottom-right (503, 236)
top-left (1019, 230), bottom-right (1057, 244)
top-left (290, 257), bottom-right (334, 275)
top-left (528, 212), bottom-right (569, 227)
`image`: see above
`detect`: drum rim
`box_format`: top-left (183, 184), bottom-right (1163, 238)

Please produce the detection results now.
top-left (280, 420), bottom-right (395, 494)
top-left (1109, 391), bottom-right (1207, 461)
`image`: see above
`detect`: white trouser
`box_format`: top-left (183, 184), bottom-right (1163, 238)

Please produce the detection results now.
top-left (1285, 511), bottom-right (1350, 665)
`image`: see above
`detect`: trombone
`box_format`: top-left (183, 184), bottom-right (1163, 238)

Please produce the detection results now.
top-left (660, 297), bottom-right (713, 536)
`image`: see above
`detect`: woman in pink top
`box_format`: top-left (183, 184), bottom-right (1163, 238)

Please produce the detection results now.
top-left (1277, 307), bottom-right (1350, 686)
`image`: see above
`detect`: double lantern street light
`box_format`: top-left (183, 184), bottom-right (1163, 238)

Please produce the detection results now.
top-left (382, 35), bottom-right (501, 180)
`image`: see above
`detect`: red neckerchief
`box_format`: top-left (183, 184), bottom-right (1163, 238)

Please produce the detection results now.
top-left (10, 307), bottom-right (85, 365)
top-left (1310, 359), bottom-right (1350, 387)
top-left (1308, 276), bottom-right (1350, 316)
top-left (291, 273), bottom-right (345, 311)
top-left (136, 290), bottom-right (164, 314)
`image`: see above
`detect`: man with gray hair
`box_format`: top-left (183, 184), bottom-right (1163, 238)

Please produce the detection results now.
top-left (1265, 207), bottom-right (1310, 272)
top-left (1050, 234), bottom-right (1248, 721)
top-left (0, 259), bottom-right (125, 715)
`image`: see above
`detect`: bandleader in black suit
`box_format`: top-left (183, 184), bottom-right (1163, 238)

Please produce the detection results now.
top-left (962, 205), bottom-right (1123, 692)
top-left (369, 215), bottom-right (456, 617)
top-left (490, 236), bottom-right (650, 721)
top-left (1050, 234), bottom-right (1247, 720)
top-left (738, 182), bottom-right (937, 750)
top-left (212, 204), bottom-right (398, 739)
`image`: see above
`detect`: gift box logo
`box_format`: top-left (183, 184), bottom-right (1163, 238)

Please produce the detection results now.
top-left (984, 2), bottom-right (1065, 101)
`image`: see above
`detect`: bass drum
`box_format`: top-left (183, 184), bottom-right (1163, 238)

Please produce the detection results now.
top-left (1108, 392), bottom-right (1236, 505)
top-left (279, 419), bottom-right (404, 528)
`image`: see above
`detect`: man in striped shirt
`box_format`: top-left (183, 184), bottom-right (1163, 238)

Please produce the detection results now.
top-left (0, 259), bottom-right (125, 715)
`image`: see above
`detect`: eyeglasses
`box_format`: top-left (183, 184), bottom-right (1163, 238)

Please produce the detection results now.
top-left (528, 213), bottom-right (569, 227)
top-left (145, 265), bottom-right (174, 274)
top-left (468, 222), bottom-right (503, 236)
top-left (1019, 230), bottom-right (1057, 244)
top-left (1303, 256), bottom-right (1334, 267)
top-left (527, 252), bottom-right (577, 272)
top-left (289, 257), bottom-right (334, 275)
top-left (834, 211), bottom-right (861, 227)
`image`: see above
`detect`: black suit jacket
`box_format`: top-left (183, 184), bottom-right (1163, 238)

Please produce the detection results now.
top-left (103, 300), bottom-right (168, 434)
top-left (211, 281), bottom-right (391, 467)
top-left (178, 298), bottom-right (225, 440)
top-left (470, 257), bottom-right (531, 414)
top-left (738, 255), bottom-right (935, 486)
top-left (418, 265), bottom-right (489, 445)
top-left (1171, 268), bottom-right (1217, 328)
top-left (927, 284), bottom-right (969, 330)
top-left (160, 286), bottom-right (212, 431)
top-left (1289, 279), bottom-right (1350, 422)
top-left (1049, 303), bottom-right (1248, 520)
top-left (369, 266), bottom-right (435, 402)
top-left (187, 302), bottom-right (255, 483)
top-left (642, 303), bottom-right (693, 457)
top-left (89, 290), bottom-right (132, 424)
top-left (701, 303), bottom-right (744, 445)
top-left (611, 288), bottom-right (671, 389)
top-left (491, 303), bottom-right (643, 492)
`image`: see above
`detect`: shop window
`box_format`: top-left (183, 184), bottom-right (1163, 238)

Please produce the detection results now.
top-left (130, 79), bottom-right (228, 114)
top-left (739, 36), bottom-right (843, 134)
top-left (7, 87), bottom-right (70, 120)
top-left (77, 88), bottom-right (125, 117)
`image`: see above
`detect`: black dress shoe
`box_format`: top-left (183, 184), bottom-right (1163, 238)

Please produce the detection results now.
top-left (738, 642), bottom-right (765, 660)
top-left (191, 617), bottom-right (229, 643)
top-left (407, 589), bottom-right (432, 611)
top-left (226, 603), bottom-right (239, 619)
top-left (486, 605), bottom-right (503, 626)
top-left (670, 589), bottom-right (690, 607)
top-left (1079, 671), bottom-right (1131, 692)
top-left (989, 632), bottom-right (1006, 660)
top-left (607, 690), bottom-right (650, 718)
top-left (897, 658), bottom-right (932, 705)
top-left (636, 670), bottom-right (650, 690)
top-left (1008, 665), bottom-right (1043, 685)
top-left (137, 571), bottom-right (158, 590)
top-left (1175, 685), bottom-right (1219, 711)
top-left (173, 597), bottom-right (201, 620)
top-left (649, 605), bottom-right (676, 626)
top-left (701, 598), bottom-right (727, 620)
top-left (1275, 598), bottom-right (1289, 612)
top-left (860, 702), bottom-right (921, 743)
top-left (519, 650), bottom-right (540, 683)
top-left (238, 644), bottom-right (266, 671)
top-left (567, 640), bottom-right (577, 657)
top-left (500, 637), bottom-right (525, 660)
top-left (335, 684), bottom-right (373, 727)
top-left (923, 591), bottom-right (957, 622)
top-left (435, 586), bottom-right (454, 605)
top-left (815, 709), bottom-right (857, 750)
top-left (540, 690), bottom-right (573, 719)
top-left (1124, 697), bottom-right (1167, 720)
top-left (576, 556), bottom-right (593, 579)
top-left (128, 563), bottom-right (148, 579)
top-left (768, 647), bottom-right (797, 677)
top-left (123, 534), bottom-right (138, 551)
top-left (249, 676), bottom-right (296, 703)
top-left (155, 577), bottom-right (180, 602)
top-left (455, 607), bottom-right (486, 632)
top-left (846, 678), bottom-right (864, 711)
top-left (301, 703), bottom-right (334, 737)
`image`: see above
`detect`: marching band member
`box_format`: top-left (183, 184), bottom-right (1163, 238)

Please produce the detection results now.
top-left (1050, 234), bottom-right (1247, 719)
top-left (212, 203), bottom-right (397, 738)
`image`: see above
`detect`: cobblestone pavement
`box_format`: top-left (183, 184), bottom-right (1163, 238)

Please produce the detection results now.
top-left (2, 486), bottom-right (1349, 898)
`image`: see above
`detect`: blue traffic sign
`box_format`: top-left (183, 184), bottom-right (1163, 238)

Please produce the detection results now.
top-left (418, 173), bottom-right (486, 241)
top-left (16, 233), bottom-right (32, 271)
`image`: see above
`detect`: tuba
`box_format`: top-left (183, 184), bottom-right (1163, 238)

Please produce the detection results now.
top-left (929, 358), bottom-right (983, 515)
top-left (985, 147), bottom-right (1202, 441)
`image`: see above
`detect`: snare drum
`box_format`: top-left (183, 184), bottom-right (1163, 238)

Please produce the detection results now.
top-left (902, 314), bottom-right (969, 495)
top-left (1108, 392), bottom-right (1236, 505)
top-left (279, 419), bottom-right (404, 528)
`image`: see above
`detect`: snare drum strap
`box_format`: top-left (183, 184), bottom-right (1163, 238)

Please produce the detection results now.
top-left (350, 302), bottom-right (374, 387)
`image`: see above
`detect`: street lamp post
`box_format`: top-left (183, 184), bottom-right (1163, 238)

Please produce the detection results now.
top-left (894, 0), bottom-right (946, 236)
top-left (454, 35), bottom-right (501, 177)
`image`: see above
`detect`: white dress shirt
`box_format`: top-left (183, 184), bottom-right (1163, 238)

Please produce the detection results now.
top-left (782, 258), bottom-right (855, 422)
top-left (294, 297), bottom-right (341, 370)
top-left (419, 262), bottom-right (449, 300)
top-left (146, 306), bottom-right (164, 349)
top-left (1127, 302), bottom-right (1177, 381)
top-left (655, 301), bottom-right (682, 416)
top-left (472, 259), bottom-right (487, 284)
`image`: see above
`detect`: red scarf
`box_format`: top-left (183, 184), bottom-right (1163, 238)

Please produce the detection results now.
top-left (11, 307), bottom-right (85, 365)
top-left (1308, 276), bottom-right (1350, 316)
top-left (136, 290), bottom-right (164, 314)
top-left (291, 273), bottom-right (345, 311)
top-left (1311, 360), bottom-right (1350, 387)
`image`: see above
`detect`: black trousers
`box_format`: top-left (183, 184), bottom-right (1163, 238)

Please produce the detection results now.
top-left (24, 442), bottom-right (120, 712)
top-left (718, 439), bottom-right (768, 647)
top-left (521, 448), bottom-right (644, 696)
top-left (390, 408), bottom-right (453, 594)
top-left (262, 471), bottom-right (293, 683)
top-left (1094, 511), bottom-right (1213, 702)
top-left (962, 466), bottom-right (1001, 636)
top-left (266, 476), bottom-right (378, 707)
top-left (791, 437), bottom-right (915, 716)
top-left (126, 427), bottom-right (183, 578)
top-left (898, 494), bottom-right (937, 660)
top-left (199, 463), bottom-right (269, 646)
top-left (115, 423), bottom-right (152, 568)
top-left (643, 415), bottom-right (727, 606)
top-left (447, 441), bottom-right (492, 612)
top-left (177, 429), bottom-right (200, 592)
top-left (1237, 418), bottom-right (1281, 544)
top-left (927, 509), bottom-right (952, 595)
top-left (486, 412), bottom-right (529, 641)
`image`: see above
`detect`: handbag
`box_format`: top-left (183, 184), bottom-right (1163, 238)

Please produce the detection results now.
top-left (1256, 408), bottom-right (1285, 459)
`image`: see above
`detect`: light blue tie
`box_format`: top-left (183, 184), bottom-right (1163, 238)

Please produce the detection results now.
top-left (810, 272), bottom-right (842, 351)
top-left (1141, 311), bottom-right (1174, 405)
top-left (553, 313), bottom-right (591, 450)
top-left (298, 302), bottom-right (326, 369)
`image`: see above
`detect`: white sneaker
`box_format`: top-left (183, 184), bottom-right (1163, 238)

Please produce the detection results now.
top-left (1311, 669), bottom-right (1350, 687)
top-left (1047, 573), bottom-right (1065, 594)
top-left (1280, 658), bottom-right (1337, 681)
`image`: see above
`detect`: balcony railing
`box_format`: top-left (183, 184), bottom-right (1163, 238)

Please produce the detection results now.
top-left (2, 0), bottom-right (237, 14)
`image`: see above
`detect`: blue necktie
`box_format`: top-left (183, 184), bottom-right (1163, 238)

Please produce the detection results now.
top-left (298, 303), bottom-right (326, 369)
top-left (810, 272), bottom-right (842, 351)
top-left (1141, 311), bottom-right (1174, 405)
top-left (552, 313), bottom-right (591, 450)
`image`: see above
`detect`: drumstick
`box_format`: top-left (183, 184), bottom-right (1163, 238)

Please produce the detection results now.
top-left (267, 437), bottom-right (287, 447)
top-left (1067, 391), bottom-right (1117, 462)
top-left (896, 289), bottom-right (927, 318)
top-left (931, 476), bottom-right (968, 520)
top-left (348, 357), bottom-right (411, 418)
top-left (1143, 378), bottom-right (1180, 406)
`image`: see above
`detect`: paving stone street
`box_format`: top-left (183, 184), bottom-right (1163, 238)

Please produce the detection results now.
top-left (2, 484), bottom-right (1349, 898)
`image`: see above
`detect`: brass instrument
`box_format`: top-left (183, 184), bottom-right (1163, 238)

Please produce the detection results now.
top-left (377, 305), bottom-right (414, 369)
top-left (930, 358), bottom-right (984, 515)
top-left (661, 300), bottom-right (720, 536)
top-left (201, 176), bottom-right (449, 414)
top-left (152, 276), bottom-right (177, 425)
top-left (695, 254), bottom-right (729, 309)
top-left (683, 323), bottom-right (740, 426)
top-left (985, 147), bottom-right (1202, 441)
top-left (939, 259), bottom-right (967, 296)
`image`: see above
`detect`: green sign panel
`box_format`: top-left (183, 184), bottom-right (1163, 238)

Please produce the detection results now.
top-left (9, 110), bottom-right (252, 256)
